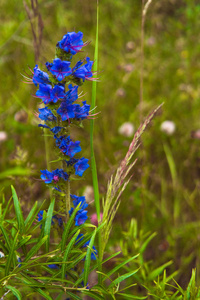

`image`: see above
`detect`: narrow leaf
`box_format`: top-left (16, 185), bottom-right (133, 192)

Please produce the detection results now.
top-left (84, 229), bottom-right (97, 286)
top-left (24, 235), bottom-right (48, 262)
top-left (11, 185), bottom-right (25, 234)
top-left (61, 204), bottom-right (81, 251)
top-left (61, 229), bottom-right (80, 279)
top-left (118, 293), bottom-right (147, 299)
top-left (5, 232), bottom-right (19, 275)
top-left (44, 198), bottom-right (55, 252)
top-left (109, 268), bottom-right (140, 289)
top-left (105, 254), bottom-right (139, 280)
top-left (66, 291), bottom-right (82, 300)
top-left (82, 290), bottom-right (105, 300)
top-left (147, 261), bottom-right (173, 281)
top-left (5, 285), bottom-right (22, 300)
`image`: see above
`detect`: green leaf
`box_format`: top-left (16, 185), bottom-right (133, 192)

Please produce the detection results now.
top-left (148, 260), bottom-right (173, 281)
top-left (101, 251), bottom-right (121, 265)
top-left (1, 196), bottom-right (12, 221)
top-left (24, 201), bottom-right (38, 228)
top-left (147, 261), bottom-right (173, 281)
top-left (44, 198), bottom-right (55, 252)
top-left (140, 232), bottom-right (157, 253)
top-left (24, 235), bottom-right (48, 262)
top-left (82, 290), bottom-right (105, 300)
top-left (118, 293), bottom-right (147, 299)
top-left (109, 268), bottom-right (140, 289)
top-left (66, 291), bottom-right (82, 300)
top-left (17, 235), bottom-right (32, 249)
top-left (0, 225), bottom-right (11, 250)
top-left (83, 229), bottom-right (97, 286)
top-left (5, 232), bottom-right (19, 275)
top-left (61, 229), bottom-right (80, 279)
top-left (104, 253), bottom-right (139, 281)
top-left (61, 204), bottom-right (81, 251)
top-left (5, 285), bottom-right (22, 300)
top-left (11, 185), bottom-right (25, 234)
top-left (0, 168), bottom-right (32, 179)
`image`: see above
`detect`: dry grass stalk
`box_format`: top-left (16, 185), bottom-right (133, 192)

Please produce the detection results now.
top-left (100, 103), bottom-right (163, 259)
top-left (23, 0), bottom-right (44, 62)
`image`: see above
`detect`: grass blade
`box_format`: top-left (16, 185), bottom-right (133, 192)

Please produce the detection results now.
top-left (24, 201), bottom-right (38, 228)
top-left (104, 254), bottom-right (139, 281)
top-left (83, 229), bottom-right (97, 286)
top-left (118, 294), bottom-right (147, 299)
top-left (147, 260), bottom-right (173, 281)
top-left (24, 235), bottom-right (48, 263)
top-left (5, 285), bottom-right (22, 300)
top-left (90, 0), bottom-right (100, 221)
top-left (61, 229), bottom-right (80, 279)
top-left (0, 225), bottom-right (11, 251)
top-left (11, 185), bottom-right (25, 234)
top-left (5, 232), bottom-right (19, 276)
top-left (61, 204), bottom-right (81, 251)
top-left (109, 268), bottom-right (140, 289)
top-left (66, 292), bottom-right (82, 300)
top-left (44, 198), bottom-right (55, 252)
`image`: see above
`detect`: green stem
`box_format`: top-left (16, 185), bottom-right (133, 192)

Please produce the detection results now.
top-left (90, 0), bottom-right (100, 223)
top-left (90, 0), bottom-right (102, 284)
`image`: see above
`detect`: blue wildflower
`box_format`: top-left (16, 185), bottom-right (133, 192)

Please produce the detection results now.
top-left (33, 65), bottom-right (50, 87)
top-left (73, 57), bottom-right (93, 82)
top-left (74, 101), bottom-right (90, 120)
top-left (66, 141), bottom-right (82, 158)
top-left (38, 124), bottom-right (50, 130)
top-left (58, 137), bottom-right (82, 158)
top-left (38, 107), bottom-right (57, 122)
top-left (83, 241), bottom-right (97, 260)
top-left (50, 126), bottom-right (62, 134)
top-left (74, 157), bottom-right (89, 176)
top-left (57, 31), bottom-right (84, 55)
top-left (48, 58), bottom-right (72, 81)
top-left (40, 169), bottom-right (69, 184)
top-left (50, 85), bottom-right (65, 103)
top-left (74, 209), bottom-right (88, 226)
top-left (38, 210), bottom-right (44, 222)
top-left (52, 215), bottom-right (63, 227)
top-left (36, 84), bottom-right (52, 104)
top-left (57, 103), bottom-right (75, 121)
top-left (17, 257), bottom-right (22, 267)
top-left (75, 233), bottom-right (84, 245)
top-left (71, 194), bottom-right (88, 210)
top-left (65, 84), bottom-right (79, 104)
top-left (65, 158), bottom-right (78, 166)
top-left (48, 264), bottom-right (59, 269)
top-left (54, 135), bottom-right (70, 147)
top-left (69, 207), bottom-right (74, 216)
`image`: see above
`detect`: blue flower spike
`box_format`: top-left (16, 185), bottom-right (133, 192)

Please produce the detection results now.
top-left (32, 31), bottom-right (98, 262)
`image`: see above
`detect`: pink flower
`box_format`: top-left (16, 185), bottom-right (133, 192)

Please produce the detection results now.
top-left (90, 212), bottom-right (103, 226)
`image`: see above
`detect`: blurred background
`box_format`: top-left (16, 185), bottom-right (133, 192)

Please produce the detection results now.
top-left (1, 0), bottom-right (200, 291)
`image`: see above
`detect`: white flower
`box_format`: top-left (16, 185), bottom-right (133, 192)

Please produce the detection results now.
top-left (118, 122), bottom-right (134, 137)
top-left (0, 131), bottom-right (7, 142)
top-left (160, 120), bottom-right (176, 135)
